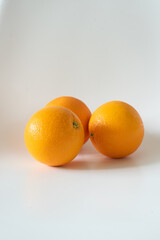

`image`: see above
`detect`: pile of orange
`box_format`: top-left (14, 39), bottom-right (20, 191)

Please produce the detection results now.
top-left (25, 97), bottom-right (144, 166)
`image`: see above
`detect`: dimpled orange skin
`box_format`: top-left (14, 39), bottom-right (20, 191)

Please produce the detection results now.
top-left (45, 96), bottom-right (91, 143)
top-left (25, 106), bottom-right (84, 166)
top-left (89, 101), bottom-right (144, 158)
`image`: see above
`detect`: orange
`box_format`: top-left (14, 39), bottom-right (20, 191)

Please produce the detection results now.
top-left (24, 106), bottom-right (84, 166)
top-left (45, 96), bottom-right (91, 143)
top-left (89, 101), bottom-right (144, 158)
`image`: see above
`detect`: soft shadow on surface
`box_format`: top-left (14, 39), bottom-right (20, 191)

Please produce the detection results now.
top-left (63, 132), bottom-right (160, 170)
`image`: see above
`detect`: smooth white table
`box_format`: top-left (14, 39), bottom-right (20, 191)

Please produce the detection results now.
top-left (1, 123), bottom-right (160, 240)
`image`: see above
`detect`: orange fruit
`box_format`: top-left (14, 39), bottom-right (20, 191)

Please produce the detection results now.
top-left (24, 106), bottom-right (84, 166)
top-left (89, 101), bottom-right (144, 158)
top-left (45, 96), bottom-right (91, 143)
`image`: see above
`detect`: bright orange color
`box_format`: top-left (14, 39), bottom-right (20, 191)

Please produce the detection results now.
top-left (45, 96), bottom-right (91, 143)
top-left (89, 101), bottom-right (144, 158)
top-left (25, 106), bottom-right (84, 166)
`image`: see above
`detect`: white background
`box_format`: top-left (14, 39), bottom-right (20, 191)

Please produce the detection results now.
top-left (0, 0), bottom-right (160, 239)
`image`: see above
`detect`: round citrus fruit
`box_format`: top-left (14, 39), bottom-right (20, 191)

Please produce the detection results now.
top-left (45, 96), bottom-right (91, 143)
top-left (24, 106), bottom-right (84, 166)
top-left (89, 101), bottom-right (144, 158)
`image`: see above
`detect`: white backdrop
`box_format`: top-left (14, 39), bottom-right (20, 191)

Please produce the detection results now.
top-left (0, 0), bottom-right (160, 239)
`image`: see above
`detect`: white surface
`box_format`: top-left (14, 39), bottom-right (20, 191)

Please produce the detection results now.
top-left (0, 0), bottom-right (160, 239)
